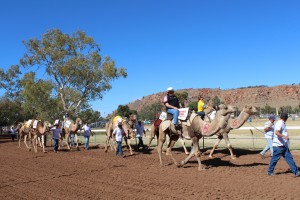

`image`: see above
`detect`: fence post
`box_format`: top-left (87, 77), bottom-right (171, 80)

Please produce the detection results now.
top-left (202, 137), bottom-right (204, 149)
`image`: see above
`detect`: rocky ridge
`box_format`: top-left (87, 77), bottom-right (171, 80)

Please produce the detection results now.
top-left (127, 85), bottom-right (300, 112)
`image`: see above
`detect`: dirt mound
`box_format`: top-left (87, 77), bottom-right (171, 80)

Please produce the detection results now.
top-left (1, 141), bottom-right (300, 199)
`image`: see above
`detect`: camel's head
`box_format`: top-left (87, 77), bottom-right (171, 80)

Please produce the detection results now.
top-left (122, 120), bottom-right (134, 138)
top-left (75, 118), bottom-right (83, 127)
top-left (15, 122), bottom-right (24, 131)
top-left (218, 104), bottom-right (236, 116)
top-left (242, 105), bottom-right (257, 115)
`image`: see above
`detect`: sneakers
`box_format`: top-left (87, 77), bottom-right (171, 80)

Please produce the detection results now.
top-left (268, 173), bottom-right (275, 176)
top-left (294, 171), bottom-right (300, 177)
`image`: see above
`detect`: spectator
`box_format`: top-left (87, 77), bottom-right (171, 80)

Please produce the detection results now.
top-left (82, 122), bottom-right (92, 150)
top-left (113, 121), bottom-right (125, 157)
top-left (136, 120), bottom-right (146, 150)
top-left (259, 115), bottom-right (276, 158)
top-left (10, 126), bottom-right (16, 142)
top-left (267, 113), bottom-right (300, 177)
top-left (163, 87), bottom-right (181, 130)
top-left (51, 121), bottom-right (61, 153)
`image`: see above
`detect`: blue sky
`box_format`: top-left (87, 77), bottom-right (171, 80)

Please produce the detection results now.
top-left (0, 0), bottom-right (299, 116)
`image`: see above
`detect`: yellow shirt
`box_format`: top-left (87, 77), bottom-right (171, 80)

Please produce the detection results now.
top-left (197, 100), bottom-right (207, 112)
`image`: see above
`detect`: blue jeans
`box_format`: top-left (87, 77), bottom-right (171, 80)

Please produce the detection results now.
top-left (197, 111), bottom-right (205, 120)
top-left (167, 109), bottom-right (179, 125)
top-left (116, 141), bottom-right (123, 156)
top-left (84, 136), bottom-right (89, 150)
top-left (268, 146), bottom-right (299, 175)
top-left (137, 137), bottom-right (145, 149)
top-left (260, 138), bottom-right (273, 156)
top-left (68, 134), bottom-right (75, 146)
top-left (53, 138), bottom-right (59, 151)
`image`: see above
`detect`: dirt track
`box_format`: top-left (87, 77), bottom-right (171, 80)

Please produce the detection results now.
top-left (1, 139), bottom-right (300, 200)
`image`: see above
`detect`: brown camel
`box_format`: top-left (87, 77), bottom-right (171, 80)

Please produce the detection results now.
top-left (104, 118), bottom-right (134, 155)
top-left (61, 118), bottom-right (82, 150)
top-left (148, 107), bottom-right (215, 154)
top-left (157, 104), bottom-right (236, 170)
top-left (32, 121), bottom-right (51, 153)
top-left (17, 119), bottom-right (36, 150)
top-left (208, 105), bottom-right (257, 159)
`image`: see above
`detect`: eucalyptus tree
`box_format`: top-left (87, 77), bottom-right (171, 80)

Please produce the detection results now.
top-left (20, 29), bottom-right (127, 114)
top-left (0, 65), bottom-right (22, 100)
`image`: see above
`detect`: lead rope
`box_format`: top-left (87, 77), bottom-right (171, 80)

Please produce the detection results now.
top-left (246, 121), bottom-right (264, 133)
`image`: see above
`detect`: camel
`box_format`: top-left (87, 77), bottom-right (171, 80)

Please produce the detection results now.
top-left (105, 117), bottom-right (134, 155)
top-left (157, 104), bottom-right (236, 171)
top-left (32, 121), bottom-right (51, 153)
top-left (148, 106), bottom-right (215, 155)
top-left (16, 119), bottom-right (36, 150)
top-left (208, 105), bottom-right (257, 159)
top-left (61, 118), bottom-right (82, 150)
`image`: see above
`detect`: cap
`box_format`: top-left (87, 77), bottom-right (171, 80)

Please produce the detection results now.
top-left (269, 115), bottom-right (276, 120)
top-left (280, 113), bottom-right (288, 119)
top-left (167, 87), bottom-right (174, 91)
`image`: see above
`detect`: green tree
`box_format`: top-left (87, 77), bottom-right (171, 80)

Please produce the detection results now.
top-left (138, 102), bottom-right (163, 120)
top-left (20, 29), bottom-right (127, 114)
top-left (280, 106), bottom-right (293, 114)
top-left (117, 105), bottom-right (131, 118)
top-left (78, 108), bottom-right (101, 124)
top-left (19, 72), bottom-right (61, 121)
top-left (211, 96), bottom-right (222, 107)
top-left (0, 65), bottom-right (22, 100)
top-left (0, 97), bottom-right (24, 126)
top-left (175, 91), bottom-right (188, 107)
top-left (187, 101), bottom-right (198, 112)
top-left (261, 104), bottom-right (276, 114)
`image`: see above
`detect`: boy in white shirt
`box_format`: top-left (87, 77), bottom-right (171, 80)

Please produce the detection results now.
top-left (113, 122), bottom-right (125, 157)
top-left (267, 113), bottom-right (300, 177)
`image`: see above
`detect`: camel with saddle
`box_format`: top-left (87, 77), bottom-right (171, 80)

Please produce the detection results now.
top-left (60, 118), bottom-right (82, 150)
top-left (105, 116), bottom-right (134, 155)
top-left (148, 106), bottom-right (215, 155)
top-left (157, 104), bottom-right (237, 171)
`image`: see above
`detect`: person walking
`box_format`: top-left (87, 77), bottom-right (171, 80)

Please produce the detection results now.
top-left (51, 121), bottom-right (61, 153)
top-left (267, 113), bottom-right (300, 177)
top-left (113, 121), bottom-right (125, 157)
top-left (136, 120), bottom-right (146, 151)
top-left (259, 115), bottom-right (276, 158)
top-left (82, 122), bottom-right (92, 150)
top-left (164, 87), bottom-right (181, 129)
top-left (10, 126), bottom-right (16, 142)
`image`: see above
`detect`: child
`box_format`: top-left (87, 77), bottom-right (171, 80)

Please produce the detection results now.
top-left (113, 121), bottom-right (125, 157)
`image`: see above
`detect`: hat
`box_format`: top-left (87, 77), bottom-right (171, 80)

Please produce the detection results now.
top-left (280, 113), bottom-right (288, 119)
top-left (269, 115), bottom-right (276, 120)
top-left (167, 87), bottom-right (174, 91)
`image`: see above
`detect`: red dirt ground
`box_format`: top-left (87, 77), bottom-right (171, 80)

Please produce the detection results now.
top-left (1, 139), bottom-right (300, 200)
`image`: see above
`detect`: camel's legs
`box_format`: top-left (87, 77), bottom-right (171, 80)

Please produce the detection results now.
top-left (74, 134), bottom-right (79, 148)
top-left (209, 138), bottom-right (222, 158)
top-left (223, 133), bottom-right (236, 159)
top-left (179, 137), bottom-right (203, 170)
top-left (41, 135), bottom-right (46, 152)
top-left (178, 137), bottom-right (189, 155)
top-left (37, 136), bottom-right (42, 147)
top-left (126, 139), bottom-right (133, 155)
top-left (157, 131), bottom-right (166, 166)
top-left (166, 138), bottom-right (179, 166)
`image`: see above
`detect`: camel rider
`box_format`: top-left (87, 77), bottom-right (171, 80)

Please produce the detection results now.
top-left (164, 87), bottom-right (181, 130)
top-left (62, 111), bottom-right (70, 128)
top-left (197, 95), bottom-right (210, 120)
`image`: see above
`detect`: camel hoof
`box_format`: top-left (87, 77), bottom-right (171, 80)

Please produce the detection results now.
top-left (185, 152), bottom-right (190, 155)
top-left (209, 155), bottom-right (214, 159)
top-left (198, 167), bottom-right (206, 171)
top-left (231, 156), bottom-right (237, 160)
